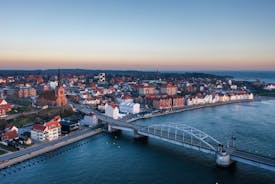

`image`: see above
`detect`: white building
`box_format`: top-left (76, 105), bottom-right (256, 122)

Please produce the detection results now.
top-left (94, 73), bottom-right (106, 83)
top-left (119, 102), bottom-right (140, 114)
top-left (230, 85), bottom-right (238, 90)
top-left (116, 95), bottom-right (134, 104)
top-left (264, 84), bottom-right (275, 90)
top-left (31, 121), bottom-right (61, 142)
top-left (79, 115), bottom-right (98, 127)
top-left (105, 104), bottom-right (119, 119)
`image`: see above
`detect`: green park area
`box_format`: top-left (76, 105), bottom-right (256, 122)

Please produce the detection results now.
top-left (1, 105), bottom-right (76, 129)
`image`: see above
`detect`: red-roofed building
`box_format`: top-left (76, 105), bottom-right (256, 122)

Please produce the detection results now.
top-left (31, 119), bottom-right (61, 142)
top-left (0, 99), bottom-right (12, 117)
top-left (1, 130), bottom-right (18, 141)
top-left (1, 125), bottom-right (19, 141)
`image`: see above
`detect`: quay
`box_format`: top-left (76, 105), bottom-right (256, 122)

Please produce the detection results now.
top-left (0, 128), bottom-right (103, 170)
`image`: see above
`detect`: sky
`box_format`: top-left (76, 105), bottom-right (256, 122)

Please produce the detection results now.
top-left (0, 0), bottom-right (275, 70)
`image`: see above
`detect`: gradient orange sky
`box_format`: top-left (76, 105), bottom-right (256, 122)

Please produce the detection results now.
top-left (1, 0), bottom-right (275, 70)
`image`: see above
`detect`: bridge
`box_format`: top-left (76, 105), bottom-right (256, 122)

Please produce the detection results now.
top-left (75, 104), bottom-right (275, 172)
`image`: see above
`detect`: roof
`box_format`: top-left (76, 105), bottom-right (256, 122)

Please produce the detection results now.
top-left (161, 84), bottom-right (177, 88)
top-left (52, 115), bottom-right (61, 122)
top-left (0, 104), bottom-right (12, 110)
top-left (2, 130), bottom-right (18, 141)
top-left (5, 124), bottom-right (14, 130)
top-left (32, 124), bottom-right (46, 132)
top-left (45, 121), bottom-right (61, 130)
top-left (138, 85), bottom-right (155, 89)
top-left (108, 103), bottom-right (118, 109)
top-left (60, 120), bottom-right (78, 126)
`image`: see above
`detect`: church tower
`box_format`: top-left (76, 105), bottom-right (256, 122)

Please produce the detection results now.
top-left (56, 69), bottom-right (67, 106)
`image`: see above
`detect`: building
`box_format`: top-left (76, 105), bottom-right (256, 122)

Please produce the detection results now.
top-left (60, 120), bottom-right (79, 134)
top-left (31, 120), bottom-right (61, 142)
top-left (172, 96), bottom-right (184, 108)
top-left (0, 99), bottom-right (12, 117)
top-left (79, 115), bottom-right (98, 127)
top-left (1, 125), bottom-right (19, 141)
top-left (94, 73), bottom-right (106, 83)
top-left (264, 84), bottom-right (275, 90)
top-left (99, 73), bottom-right (106, 82)
top-left (160, 84), bottom-right (177, 96)
top-left (56, 71), bottom-right (68, 106)
top-left (17, 87), bottom-right (37, 98)
top-left (116, 95), bottom-right (134, 104)
top-left (119, 102), bottom-right (140, 114)
top-left (38, 70), bottom-right (67, 107)
top-left (105, 103), bottom-right (119, 119)
top-left (138, 85), bottom-right (155, 96)
top-left (152, 97), bottom-right (172, 110)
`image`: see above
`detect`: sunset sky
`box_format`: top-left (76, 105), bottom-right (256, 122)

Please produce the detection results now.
top-left (0, 0), bottom-right (275, 70)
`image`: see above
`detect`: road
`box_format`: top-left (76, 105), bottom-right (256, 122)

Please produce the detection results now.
top-left (0, 127), bottom-right (101, 163)
top-left (0, 110), bottom-right (39, 121)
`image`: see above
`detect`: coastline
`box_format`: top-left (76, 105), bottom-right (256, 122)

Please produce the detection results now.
top-left (0, 128), bottom-right (103, 170)
top-left (127, 96), bottom-right (275, 123)
top-left (1, 95), bottom-right (274, 170)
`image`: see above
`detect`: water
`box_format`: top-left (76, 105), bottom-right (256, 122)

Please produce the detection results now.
top-left (1, 100), bottom-right (275, 184)
top-left (202, 71), bottom-right (275, 83)
top-left (169, 70), bottom-right (275, 83)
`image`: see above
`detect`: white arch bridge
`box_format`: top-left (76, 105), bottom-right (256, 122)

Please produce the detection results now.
top-left (75, 104), bottom-right (275, 172)
top-left (136, 123), bottom-right (222, 155)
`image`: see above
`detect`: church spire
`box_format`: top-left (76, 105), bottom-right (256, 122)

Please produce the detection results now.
top-left (58, 69), bottom-right (61, 87)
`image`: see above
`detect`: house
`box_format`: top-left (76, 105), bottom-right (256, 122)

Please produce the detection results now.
top-left (116, 95), bottom-right (134, 104)
top-left (138, 85), bottom-right (155, 96)
top-left (160, 84), bottom-right (177, 96)
top-left (0, 99), bottom-right (12, 117)
top-left (17, 87), bottom-right (37, 98)
top-left (105, 103), bottom-right (119, 119)
top-left (31, 120), bottom-right (61, 142)
top-left (1, 125), bottom-right (19, 141)
top-left (119, 102), bottom-right (140, 114)
top-left (60, 120), bottom-right (79, 134)
top-left (152, 97), bottom-right (172, 110)
top-left (79, 115), bottom-right (98, 127)
top-left (172, 96), bottom-right (184, 108)
top-left (264, 84), bottom-right (275, 91)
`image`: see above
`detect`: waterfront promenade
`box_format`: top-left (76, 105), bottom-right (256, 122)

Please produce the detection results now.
top-left (0, 128), bottom-right (103, 170)
top-left (124, 99), bottom-right (256, 123)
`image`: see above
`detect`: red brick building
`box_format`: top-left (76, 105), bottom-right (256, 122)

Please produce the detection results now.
top-left (146, 95), bottom-right (184, 110)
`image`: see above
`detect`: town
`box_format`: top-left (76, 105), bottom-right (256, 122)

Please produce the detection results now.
top-left (0, 70), bottom-right (273, 158)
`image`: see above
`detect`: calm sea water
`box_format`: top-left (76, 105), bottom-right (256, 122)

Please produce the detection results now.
top-left (1, 100), bottom-right (275, 184)
top-left (203, 71), bottom-right (275, 83)
top-left (169, 71), bottom-right (275, 83)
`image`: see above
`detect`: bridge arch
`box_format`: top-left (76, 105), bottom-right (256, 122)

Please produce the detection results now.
top-left (137, 123), bottom-right (222, 152)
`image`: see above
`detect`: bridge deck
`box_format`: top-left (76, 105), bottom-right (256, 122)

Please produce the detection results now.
top-left (230, 149), bottom-right (275, 167)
